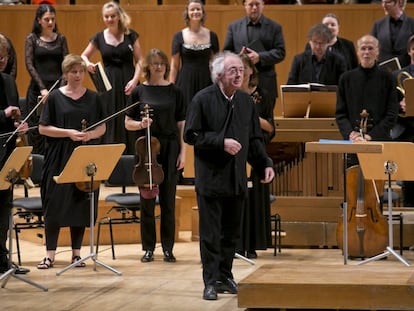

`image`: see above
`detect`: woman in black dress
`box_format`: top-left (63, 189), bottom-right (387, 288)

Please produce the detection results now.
top-left (169, 0), bottom-right (219, 106)
top-left (82, 1), bottom-right (143, 154)
top-left (25, 4), bottom-right (69, 155)
top-left (125, 49), bottom-right (186, 263)
top-left (237, 53), bottom-right (275, 258)
top-left (37, 54), bottom-right (106, 269)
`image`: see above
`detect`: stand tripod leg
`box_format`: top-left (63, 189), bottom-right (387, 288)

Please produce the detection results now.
top-left (234, 253), bottom-right (255, 265)
top-left (358, 164), bottom-right (410, 267)
top-left (56, 187), bottom-right (122, 276)
top-left (1, 203), bottom-right (48, 291)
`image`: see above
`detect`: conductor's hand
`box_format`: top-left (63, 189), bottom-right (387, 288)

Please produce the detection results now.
top-left (224, 138), bottom-right (242, 155)
top-left (261, 167), bottom-right (275, 184)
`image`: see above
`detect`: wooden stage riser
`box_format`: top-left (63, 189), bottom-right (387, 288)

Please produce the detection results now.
top-left (238, 264), bottom-right (414, 310)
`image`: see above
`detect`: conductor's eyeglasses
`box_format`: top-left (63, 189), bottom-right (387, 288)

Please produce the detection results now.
top-left (226, 67), bottom-right (244, 75)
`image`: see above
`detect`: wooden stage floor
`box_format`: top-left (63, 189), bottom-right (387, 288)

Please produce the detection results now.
top-left (2, 232), bottom-right (414, 311)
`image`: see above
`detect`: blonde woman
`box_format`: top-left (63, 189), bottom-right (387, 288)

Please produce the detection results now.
top-left (81, 1), bottom-right (143, 153)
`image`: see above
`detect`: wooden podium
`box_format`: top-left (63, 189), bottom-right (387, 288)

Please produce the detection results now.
top-left (305, 140), bottom-right (384, 265)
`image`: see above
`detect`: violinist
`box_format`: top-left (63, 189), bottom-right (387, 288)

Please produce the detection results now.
top-left (37, 54), bottom-right (105, 269)
top-left (125, 48), bottom-right (186, 263)
top-left (0, 35), bottom-right (28, 274)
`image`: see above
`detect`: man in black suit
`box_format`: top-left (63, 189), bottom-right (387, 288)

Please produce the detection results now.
top-left (222, 0), bottom-right (285, 108)
top-left (371, 0), bottom-right (414, 68)
top-left (287, 23), bottom-right (347, 85)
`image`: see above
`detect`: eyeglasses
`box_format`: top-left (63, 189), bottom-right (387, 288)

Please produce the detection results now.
top-left (226, 67), bottom-right (244, 75)
top-left (311, 40), bottom-right (328, 47)
top-left (151, 63), bottom-right (166, 68)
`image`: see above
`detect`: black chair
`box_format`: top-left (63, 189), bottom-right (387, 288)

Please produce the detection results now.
top-left (270, 194), bottom-right (283, 256)
top-left (13, 154), bottom-right (44, 266)
top-left (96, 155), bottom-right (159, 259)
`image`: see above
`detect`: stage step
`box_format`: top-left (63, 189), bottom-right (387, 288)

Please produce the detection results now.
top-left (238, 263), bottom-right (414, 310)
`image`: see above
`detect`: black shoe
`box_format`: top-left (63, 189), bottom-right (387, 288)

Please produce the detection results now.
top-left (163, 250), bottom-right (176, 263)
top-left (12, 263), bottom-right (30, 275)
top-left (246, 250), bottom-right (257, 259)
top-left (141, 250), bottom-right (154, 263)
top-left (203, 285), bottom-right (218, 300)
top-left (216, 277), bottom-right (238, 294)
top-left (0, 255), bottom-right (9, 273)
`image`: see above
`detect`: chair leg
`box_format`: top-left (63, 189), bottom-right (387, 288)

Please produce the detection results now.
top-left (399, 213), bottom-right (403, 255)
top-left (95, 219), bottom-right (103, 257)
top-left (14, 225), bottom-right (22, 266)
top-left (273, 214), bottom-right (282, 256)
top-left (108, 218), bottom-right (116, 260)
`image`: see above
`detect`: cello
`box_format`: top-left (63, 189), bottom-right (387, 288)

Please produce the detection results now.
top-left (336, 110), bottom-right (388, 259)
top-left (133, 104), bottom-right (164, 199)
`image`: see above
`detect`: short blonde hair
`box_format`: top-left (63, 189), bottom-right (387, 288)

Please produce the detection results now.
top-left (61, 54), bottom-right (86, 74)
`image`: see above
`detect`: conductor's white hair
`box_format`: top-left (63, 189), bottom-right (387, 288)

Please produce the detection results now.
top-left (210, 51), bottom-right (240, 83)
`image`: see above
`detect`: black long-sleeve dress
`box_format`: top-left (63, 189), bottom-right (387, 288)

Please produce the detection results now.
top-left (24, 32), bottom-right (68, 155)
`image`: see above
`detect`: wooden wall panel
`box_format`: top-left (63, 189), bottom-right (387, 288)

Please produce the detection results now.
top-left (1, 4), bottom-right (413, 109)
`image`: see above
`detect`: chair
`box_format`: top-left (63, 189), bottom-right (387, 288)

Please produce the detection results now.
top-left (96, 155), bottom-right (159, 259)
top-left (13, 154), bottom-right (44, 266)
top-left (270, 194), bottom-right (283, 256)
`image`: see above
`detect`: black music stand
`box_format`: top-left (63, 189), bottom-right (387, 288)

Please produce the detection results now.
top-left (53, 144), bottom-right (125, 276)
top-left (357, 142), bottom-right (413, 266)
top-left (0, 146), bottom-right (48, 291)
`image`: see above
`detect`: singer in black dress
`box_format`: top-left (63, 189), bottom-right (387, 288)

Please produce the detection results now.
top-left (82, 1), bottom-right (143, 154)
top-left (24, 4), bottom-right (68, 155)
top-left (37, 54), bottom-right (105, 269)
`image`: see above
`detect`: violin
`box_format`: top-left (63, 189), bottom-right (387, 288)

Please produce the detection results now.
top-left (11, 110), bottom-right (34, 188)
top-left (75, 119), bottom-right (101, 193)
top-left (133, 104), bottom-right (164, 199)
top-left (336, 109), bottom-right (388, 259)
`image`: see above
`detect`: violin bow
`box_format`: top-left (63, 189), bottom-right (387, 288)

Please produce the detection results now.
top-left (82, 101), bottom-right (141, 132)
top-left (3, 78), bottom-right (61, 147)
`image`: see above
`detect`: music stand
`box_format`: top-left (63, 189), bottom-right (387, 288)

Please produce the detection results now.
top-left (0, 146), bottom-right (48, 291)
top-left (306, 141), bottom-right (384, 265)
top-left (54, 144), bottom-right (125, 276)
top-left (403, 79), bottom-right (414, 117)
top-left (308, 92), bottom-right (336, 118)
top-left (357, 142), bottom-right (413, 266)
